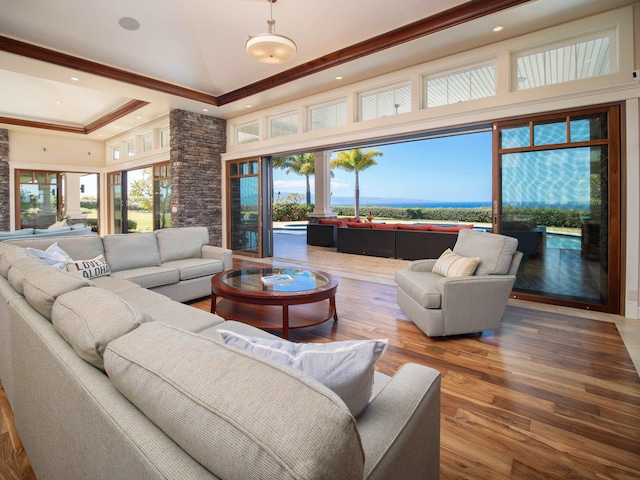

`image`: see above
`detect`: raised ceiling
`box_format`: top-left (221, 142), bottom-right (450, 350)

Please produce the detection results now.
top-left (0, 0), bottom-right (636, 139)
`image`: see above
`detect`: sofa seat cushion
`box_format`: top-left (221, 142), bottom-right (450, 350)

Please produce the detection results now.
top-left (155, 226), bottom-right (209, 263)
top-left (111, 266), bottom-right (180, 289)
top-left (91, 276), bottom-right (142, 295)
top-left (52, 287), bottom-right (150, 370)
top-left (160, 258), bottom-right (224, 281)
top-left (114, 287), bottom-right (172, 311)
top-left (104, 322), bottom-right (364, 480)
top-left (143, 301), bottom-right (226, 332)
top-left (394, 269), bottom-right (442, 309)
top-left (103, 232), bottom-right (161, 272)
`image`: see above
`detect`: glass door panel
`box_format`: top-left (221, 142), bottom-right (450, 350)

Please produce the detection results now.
top-left (17, 171), bottom-right (60, 229)
top-left (228, 159), bottom-right (260, 255)
top-left (108, 173), bottom-right (123, 234)
top-left (496, 105), bottom-right (620, 313)
top-left (153, 163), bottom-right (171, 230)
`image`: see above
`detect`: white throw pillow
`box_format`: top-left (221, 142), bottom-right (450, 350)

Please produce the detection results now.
top-left (433, 248), bottom-right (479, 277)
top-left (26, 242), bottom-right (73, 270)
top-left (48, 219), bottom-right (67, 229)
top-left (218, 330), bottom-right (387, 417)
top-left (66, 254), bottom-right (111, 279)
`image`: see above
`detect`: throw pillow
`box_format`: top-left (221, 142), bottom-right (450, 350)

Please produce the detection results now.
top-left (218, 330), bottom-right (387, 417)
top-left (66, 254), bottom-right (111, 279)
top-left (432, 248), bottom-right (479, 277)
top-left (48, 219), bottom-right (67, 230)
top-left (26, 242), bottom-right (73, 269)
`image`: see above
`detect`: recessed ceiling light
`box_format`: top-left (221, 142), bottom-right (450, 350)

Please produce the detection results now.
top-left (55, 100), bottom-right (62, 104)
top-left (245, 105), bottom-right (252, 108)
top-left (335, 76), bottom-right (343, 80)
top-left (202, 108), bottom-right (209, 112)
top-left (119, 17), bottom-right (140, 31)
top-left (136, 116), bottom-right (142, 119)
top-left (492, 25), bottom-right (503, 32)
top-left (70, 76), bottom-right (80, 81)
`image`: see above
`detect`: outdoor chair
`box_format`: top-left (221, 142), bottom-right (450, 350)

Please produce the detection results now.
top-left (395, 229), bottom-right (522, 337)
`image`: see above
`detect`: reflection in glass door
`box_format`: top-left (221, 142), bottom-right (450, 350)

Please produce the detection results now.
top-left (228, 159), bottom-right (260, 255)
top-left (108, 173), bottom-right (124, 234)
top-left (495, 106), bottom-right (620, 312)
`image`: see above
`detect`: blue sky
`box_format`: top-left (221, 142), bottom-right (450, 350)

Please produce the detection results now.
top-left (273, 131), bottom-right (492, 203)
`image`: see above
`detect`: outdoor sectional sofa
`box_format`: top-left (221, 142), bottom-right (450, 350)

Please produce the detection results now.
top-left (0, 223), bottom-right (95, 242)
top-left (0, 226), bottom-right (442, 480)
top-left (307, 219), bottom-right (472, 260)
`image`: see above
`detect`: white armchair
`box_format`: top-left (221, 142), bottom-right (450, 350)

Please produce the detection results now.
top-left (395, 229), bottom-right (523, 337)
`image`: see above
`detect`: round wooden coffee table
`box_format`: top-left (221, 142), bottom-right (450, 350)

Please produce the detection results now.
top-left (211, 267), bottom-right (338, 339)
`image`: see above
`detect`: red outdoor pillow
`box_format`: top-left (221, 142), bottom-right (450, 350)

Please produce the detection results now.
top-left (372, 223), bottom-right (399, 229)
top-left (318, 218), bottom-right (348, 227)
top-left (346, 222), bottom-right (373, 228)
top-left (397, 224), bottom-right (432, 231)
top-left (430, 224), bottom-right (474, 232)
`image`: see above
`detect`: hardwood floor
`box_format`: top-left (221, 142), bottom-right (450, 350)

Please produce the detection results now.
top-left (1, 234), bottom-right (639, 479)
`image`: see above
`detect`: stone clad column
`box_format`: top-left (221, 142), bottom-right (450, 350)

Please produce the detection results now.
top-left (309, 149), bottom-right (335, 221)
top-left (169, 109), bottom-right (226, 246)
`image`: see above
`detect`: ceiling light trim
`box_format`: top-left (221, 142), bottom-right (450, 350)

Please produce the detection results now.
top-left (0, 99), bottom-right (149, 135)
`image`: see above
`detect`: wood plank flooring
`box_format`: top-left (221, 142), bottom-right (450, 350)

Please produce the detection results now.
top-left (0, 235), bottom-right (638, 479)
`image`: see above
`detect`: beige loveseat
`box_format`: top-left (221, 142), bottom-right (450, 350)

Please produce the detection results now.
top-left (0, 228), bottom-right (442, 480)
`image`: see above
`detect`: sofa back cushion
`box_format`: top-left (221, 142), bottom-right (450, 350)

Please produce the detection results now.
top-left (103, 233), bottom-right (161, 272)
top-left (7, 258), bottom-right (49, 295)
top-left (453, 229), bottom-right (518, 275)
top-left (155, 227), bottom-right (209, 263)
top-left (0, 244), bottom-right (30, 278)
top-left (23, 268), bottom-right (93, 320)
top-left (104, 322), bottom-right (364, 480)
top-left (52, 287), bottom-right (149, 370)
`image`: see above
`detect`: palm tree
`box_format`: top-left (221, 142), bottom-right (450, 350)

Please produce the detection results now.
top-left (272, 153), bottom-right (316, 205)
top-left (330, 148), bottom-right (383, 217)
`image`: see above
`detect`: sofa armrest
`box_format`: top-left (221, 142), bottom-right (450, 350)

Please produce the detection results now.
top-left (357, 363), bottom-right (441, 480)
top-left (201, 245), bottom-right (233, 270)
top-left (407, 259), bottom-right (436, 272)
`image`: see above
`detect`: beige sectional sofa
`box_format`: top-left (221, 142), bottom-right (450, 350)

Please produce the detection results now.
top-left (0, 227), bottom-right (442, 480)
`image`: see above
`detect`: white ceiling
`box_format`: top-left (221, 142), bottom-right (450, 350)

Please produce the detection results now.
top-left (0, 0), bottom-right (636, 140)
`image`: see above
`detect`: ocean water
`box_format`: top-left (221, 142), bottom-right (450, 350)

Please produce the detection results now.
top-left (332, 201), bottom-right (492, 209)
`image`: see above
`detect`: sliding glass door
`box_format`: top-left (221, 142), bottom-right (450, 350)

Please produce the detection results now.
top-left (494, 105), bottom-right (620, 312)
top-left (227, 157), bottom-right (273, 257)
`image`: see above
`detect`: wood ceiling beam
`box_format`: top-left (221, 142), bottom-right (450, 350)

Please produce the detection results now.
top-left (0, 36), bottom-right (217, 106)
top-left (0, 0), bottom-right (532, 132)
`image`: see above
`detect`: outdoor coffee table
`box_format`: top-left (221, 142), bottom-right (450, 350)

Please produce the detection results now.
top-left (211, 267), bottom-right (338, 339)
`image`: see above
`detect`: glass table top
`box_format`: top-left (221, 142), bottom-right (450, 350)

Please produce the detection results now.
top-left (221, 267), bottom-right (330, 293)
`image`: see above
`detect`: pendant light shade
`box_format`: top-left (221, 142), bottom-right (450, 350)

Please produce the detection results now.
top-left (246, 0), bottom-right (297, 64)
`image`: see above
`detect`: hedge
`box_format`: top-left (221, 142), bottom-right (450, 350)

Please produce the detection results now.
top-left (330, 206), bottom-right (589, 228)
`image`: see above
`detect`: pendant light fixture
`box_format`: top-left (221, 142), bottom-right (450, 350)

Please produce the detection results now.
top-left (246, 0), bottom-right (297, 64)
